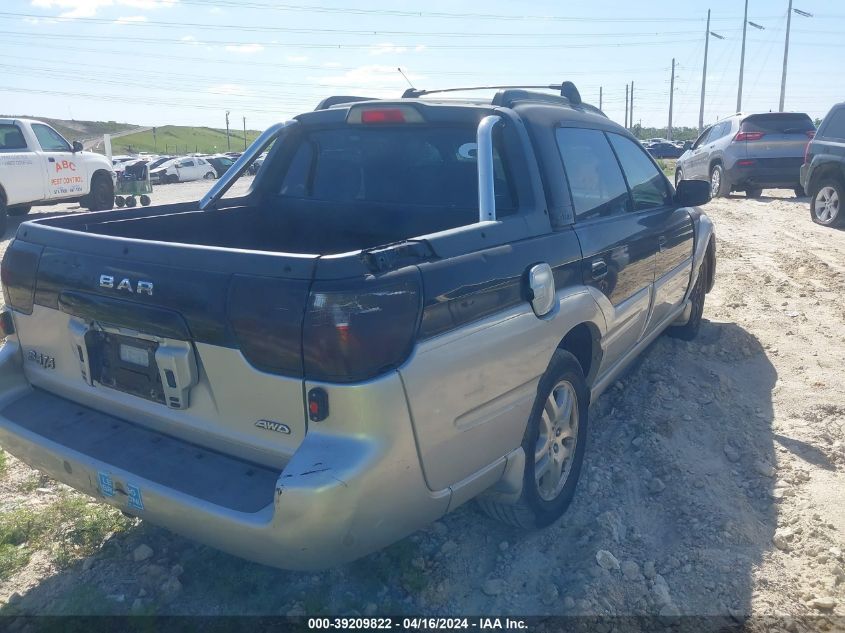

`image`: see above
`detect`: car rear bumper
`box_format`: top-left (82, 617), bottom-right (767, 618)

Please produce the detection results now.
top-left (0, 340), bottom-right (448, 570)
top-left (726, 161), bottom-right (802, 190)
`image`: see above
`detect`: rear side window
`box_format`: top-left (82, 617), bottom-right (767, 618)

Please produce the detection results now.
top-left (556, 127), bottom-right (629, 220)
top-left (31, 123), bottom-right (70, 152)
top-left (278, 126), bottom-right (515, 211)
top-left (608, 133), bottom-right (672, 210)
top-left (820, 108), bottom-right (845, 140)
top-left (741, 113), bottom-right (814, 135)
top-left (0, 124), bottom-right (27, 151)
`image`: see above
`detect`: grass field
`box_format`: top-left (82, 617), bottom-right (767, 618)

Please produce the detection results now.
top-left (108, 125), bottom-right (262, 155)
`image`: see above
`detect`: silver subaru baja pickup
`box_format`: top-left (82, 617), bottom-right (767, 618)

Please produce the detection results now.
top-left (0, 82), bottom-right (715, 570)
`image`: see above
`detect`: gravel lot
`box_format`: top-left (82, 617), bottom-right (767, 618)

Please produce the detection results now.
top-left (0, 183), bottom-right (843, 628)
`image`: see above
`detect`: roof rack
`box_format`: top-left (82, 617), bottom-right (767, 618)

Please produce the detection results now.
top-left (402, 81), bottom-right (583, 105)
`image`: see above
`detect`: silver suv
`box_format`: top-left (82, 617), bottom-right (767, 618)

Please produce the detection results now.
top-left (676, 112), bottom-right (816, 199)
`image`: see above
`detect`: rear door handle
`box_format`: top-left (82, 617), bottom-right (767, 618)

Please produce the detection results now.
top-left (591, 259), bottom-right (608, 280)
top-left (658, 235), bottom-right (667, 251)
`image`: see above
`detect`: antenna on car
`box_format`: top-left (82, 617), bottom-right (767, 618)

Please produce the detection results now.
top-left (397, 67), bottom-right (416, 91)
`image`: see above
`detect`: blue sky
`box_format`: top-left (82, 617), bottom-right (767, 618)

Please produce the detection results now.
top-left (2, 0), bottom-right (842, 131)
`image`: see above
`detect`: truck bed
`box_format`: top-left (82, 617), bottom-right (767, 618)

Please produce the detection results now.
top-left (38, 198), bottom-right (479, 255)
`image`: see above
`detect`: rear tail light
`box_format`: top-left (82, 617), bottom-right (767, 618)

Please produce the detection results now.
top-left (804, 140), bottom-right (812, 165)
top-left (0, 240), bottom-right (42, 315)
top-left (806, 130), bottom-right (816, 139)
top-left (303, 268), bottom-right (422, 383)
top-left (737, 159), bottom-right (756, 167)
top-left (734, 131), bottom-right (765, 142)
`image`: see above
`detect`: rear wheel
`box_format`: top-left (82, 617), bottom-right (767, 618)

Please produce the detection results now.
top-left (125, 196), bottom-right (137, 208)
top-left (810, 177), bottom-right (843, 227)
top-left (668, 254), bottom-right (709, 341)
top-left (203, 171), bottom-right (216, 180)
top-left (140, 195), bottom-right (151, 206)
top-left (84, 173), bottom-right (114, 211)
top-left (7, 205), bottom-right (32, 217)
top-left (114, 196), bottom-right (126, 208)
top-left (746, 187), bottom-right (762, 199)
top-left (710, 164), bottom-right (730, 198)
top-left (478, 349), bottom-right (589, 529)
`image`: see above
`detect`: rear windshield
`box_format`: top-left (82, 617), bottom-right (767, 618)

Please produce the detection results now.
top-left (277, 126), bottom-right (515, 211)
top-left (741, 113), bottom-right (815, 134)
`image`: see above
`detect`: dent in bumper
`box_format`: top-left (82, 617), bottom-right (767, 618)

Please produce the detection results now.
top-left (0, 341), bottom-right (448, 570)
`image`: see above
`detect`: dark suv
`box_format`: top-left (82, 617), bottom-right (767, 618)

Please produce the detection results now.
top-left (801, 102), bottom-right (845, 227)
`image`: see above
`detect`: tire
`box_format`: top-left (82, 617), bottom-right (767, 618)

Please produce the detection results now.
top-left (170, 174), bottom-right (179, 184)
top-left (125, 196), bottom-right (137, 208)
top-left (746, 188), bottom-right (762, 199)
top-left (478, 349), bottom-right (589, 529)
top-left (794, 185), bottom-right (806, 198)
top-left (810, 176), bottom-right (843, 227)
top-left (114, 196), bottom-right (125, 208)
top-left (674, 167), bottom-right (684, 188)
top-left (84, 173), bottom-right (114, 211)
top-left (667, 253), bottom-right (709, 341)
top-left (709, 164), bottom-right (730, 198)
top-left (7, 204), bottom-right (32, 217)
top-left (140, 195), bottom-right (151, 206)
top-left (0, 190), bottom-right (8, 236)
top-left (203, 171), bottom-right (216, 180)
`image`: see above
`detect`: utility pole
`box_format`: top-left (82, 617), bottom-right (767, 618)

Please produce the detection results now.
top-left (779, 4), bottom-right (812, 112)
top-left (225, 110), bottom-right (231, 151)
top-left (699, 10), bottom-right (711, 133)
top-left (737, 0), bottom-right (749, 112)
top-left (668, 58), bottom-right (676, 141)
top-left (779, 0), bottom-right (793, 112)
top-left (630, 81), bottom-right (634, 132)
top-left (599, 86), bottom-right (602, 111)
top-left (624, 84), bottom-right (629, 129)
top-left (242, 116), bottom-right (247, 150)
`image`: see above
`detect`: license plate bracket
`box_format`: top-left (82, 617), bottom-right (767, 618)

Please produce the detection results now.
top-left (86, 331), bottom-right (165, 404)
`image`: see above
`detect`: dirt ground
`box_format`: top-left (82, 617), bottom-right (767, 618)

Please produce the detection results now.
top-left (0, 182), bottom-right (843, 629)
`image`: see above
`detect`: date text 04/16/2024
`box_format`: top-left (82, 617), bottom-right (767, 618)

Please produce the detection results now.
top-left (307, 618), bottom-right (528, 630)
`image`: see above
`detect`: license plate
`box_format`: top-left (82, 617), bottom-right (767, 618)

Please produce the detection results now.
top-left (87, 332), bottom-right (165, 404)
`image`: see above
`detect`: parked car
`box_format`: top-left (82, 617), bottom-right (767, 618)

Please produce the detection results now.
top-left (247, 152), bottom-right (267, 175)
top-left (0, 84), bottom-right (716, 570)
top-left (800, 102), bottom-right (845, 227)
top-left (675, 112), bottom-right (816, 198)
top-left (0, 118), bottom-right (114, 231)
top-left (150, 156), bottom-right (216, 184)
top-left (646, 141), bottom-right (684, 159)
top-left (146, 156), bottom-right (174, 170)
top-left (205, 154), bottom-right (236, 178)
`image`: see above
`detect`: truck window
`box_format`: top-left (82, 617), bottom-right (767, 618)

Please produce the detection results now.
top-left (0, 125), bottom-right (27, 151)
top-left (607, 133), bottom-right (672, 211)
top-left (278, 126), bottom-right (515, 212)
top-left (31, 123), bottom-right (71, 152)
top-left (556, 127), bottom-right (629, 220)
top-left (821, 108), bottom-right (845, 140)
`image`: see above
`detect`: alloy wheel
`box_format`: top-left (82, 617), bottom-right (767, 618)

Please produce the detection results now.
top-left (535, 380), bottom-right (579, 501)
top-left (814, 186), bottom-right (840, 224)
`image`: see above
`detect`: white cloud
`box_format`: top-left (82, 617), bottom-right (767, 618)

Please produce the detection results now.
top-left (368, 42), bottom-right (408, 56)
top-left (224, 43), bottom-right (264, 54)
top-left (208, 84), bottom-right (252, 97)
top-left (180, 34), bottom-right (200, 45)
top-left (286, 55), bottom-right (308, 63)
top-left (314, 65), bottom-right (425, 98)
top-left (114, 14), bottom-right (146, 23)
top-left (30, 0), bottom-right (177, 18)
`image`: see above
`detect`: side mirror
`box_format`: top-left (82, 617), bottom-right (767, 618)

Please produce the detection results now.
top-left (72, 140), bottom-right (83, 153)
top-left (675, 179), bottom-right (710, 207)
top-left (683, 141), bottom-right (693, 150)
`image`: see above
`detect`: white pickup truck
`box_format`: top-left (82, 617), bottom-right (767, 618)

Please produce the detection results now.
top-left (0, 118), bottom-right (115, 232)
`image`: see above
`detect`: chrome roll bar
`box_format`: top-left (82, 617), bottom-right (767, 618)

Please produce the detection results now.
top-left (200, 120), bottom-right (296, 211)
top-left (476, 115), bottom-right (501, 223)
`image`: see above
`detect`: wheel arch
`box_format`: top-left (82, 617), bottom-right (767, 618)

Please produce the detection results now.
top-left (808, 162), bottom-right (845, 196)
top-left (557, 320), bottom-right (603, 389)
